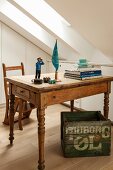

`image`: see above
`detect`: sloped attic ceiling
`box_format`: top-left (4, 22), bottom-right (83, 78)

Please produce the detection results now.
top-left (6, 0), bottom-right (99, 60)
top-left (0, 0), bottom-right (79, 61)
top-left (45, 0), bottom-right (113, 58)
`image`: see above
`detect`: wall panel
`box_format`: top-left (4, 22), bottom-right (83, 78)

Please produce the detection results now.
top-left (0, 23), bottom-right (50, 104)
top-left (0, 22), bottom-right (2, 104)
top-left (25, 40), bottom-right (50, 75)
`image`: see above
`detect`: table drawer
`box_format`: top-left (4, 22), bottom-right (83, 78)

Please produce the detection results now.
top-left (16, 86), bottom-right (30, 99)
top-left (29, 91), bottom-right (36, 104)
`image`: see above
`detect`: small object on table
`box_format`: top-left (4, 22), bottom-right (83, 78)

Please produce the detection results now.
top-left (43, 77), bottom-right (51, 83)
top-left (48, 79), bottom-right (56, 84)
top-left (35, 57), bottom-right (44, 79)
top-left (31, 78), bottom-right (43, 84)
top-left (77, 58), bottom-right (88, 68)
top-left (33, 57), bottom-right (44, 84)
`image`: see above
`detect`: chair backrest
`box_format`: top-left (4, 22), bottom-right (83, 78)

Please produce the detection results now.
top-left (2, 62), bottom-right (25, 99)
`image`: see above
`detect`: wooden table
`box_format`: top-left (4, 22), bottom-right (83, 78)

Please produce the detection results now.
top-left (6, 73), bottom-right (113, 170)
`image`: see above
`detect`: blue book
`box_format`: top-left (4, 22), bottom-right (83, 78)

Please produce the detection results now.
top-left (65, 69), bottom-right (102, 76)
top-left (64, 73), bottom-right (102, 80)
top-left (80, 73), bottom-right (102, 78)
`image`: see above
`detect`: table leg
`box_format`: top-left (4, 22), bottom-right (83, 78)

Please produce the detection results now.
top-left (37, 108), bottom-right (45, 170)
top-left (70, 100), bottom-right (74, 112)
top-left (104, 92), bottom-right (109, 119)
top-left (9, 93), bottom-right (15, 145)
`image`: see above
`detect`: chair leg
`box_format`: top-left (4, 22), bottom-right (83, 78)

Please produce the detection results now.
top-left (23, 110), bottom-right (31, 118)
top-left (18, 100), bottom-right (23, 130)
top-left (23, 102), bottom-right (33, 118)
top-left (36, 108), bottom-right (38, 119)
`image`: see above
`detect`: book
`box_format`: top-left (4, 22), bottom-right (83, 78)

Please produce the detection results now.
top-left (76, 66), bottom-right (101, 71)
top-left (65, 69), bottom-right (102, 76)
top-left (64, 72), bottom-right (102, 78)
top-left (64, 73), bottom-right (102, 80)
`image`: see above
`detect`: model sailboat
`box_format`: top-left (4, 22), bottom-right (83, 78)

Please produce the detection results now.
top-left (52, 40), bottom-right (59, 80)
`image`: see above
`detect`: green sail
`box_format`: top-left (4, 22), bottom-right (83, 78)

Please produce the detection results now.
top-left (52, 40), bottom-right (59, 71)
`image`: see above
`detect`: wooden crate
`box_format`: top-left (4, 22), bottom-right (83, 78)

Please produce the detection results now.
top-left (61, 111), bottom-right (111, 157)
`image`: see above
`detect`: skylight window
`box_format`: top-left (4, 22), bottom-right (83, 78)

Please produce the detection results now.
top-left (0, 0), bottom-right (54, 47)
top-left (8, 0), bottom-right (71, 27)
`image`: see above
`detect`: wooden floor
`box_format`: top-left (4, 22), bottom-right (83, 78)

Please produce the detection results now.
top-left (0, 104), bottom-right (113, 170)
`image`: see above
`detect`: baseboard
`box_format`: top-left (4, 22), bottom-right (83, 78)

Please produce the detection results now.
top-left (61, 102), bottom-right (86, 111)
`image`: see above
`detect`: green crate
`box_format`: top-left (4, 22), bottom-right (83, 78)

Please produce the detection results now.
top-left (61, 111), bottom-right (111, 157)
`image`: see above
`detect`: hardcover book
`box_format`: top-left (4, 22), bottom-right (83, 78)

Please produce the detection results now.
top-left (65, 69), bottom-right (102, 76)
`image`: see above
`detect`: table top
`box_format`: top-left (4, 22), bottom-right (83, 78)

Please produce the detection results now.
top-left (6, 73), bottom-right (113, 93)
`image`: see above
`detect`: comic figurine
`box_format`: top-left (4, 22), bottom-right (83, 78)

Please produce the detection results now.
top-left (35, 57), bottom-right (44, 79)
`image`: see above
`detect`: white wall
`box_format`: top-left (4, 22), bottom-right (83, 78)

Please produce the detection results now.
top-left (25, 41), bottom-right (47, 75)
top-left (81, 66), bottom-right (113, 120)
top-left (0, 22), bottom-right (2, 104)
top-left (2, 24), bottom-right (26, 66)
top-left (47, 60), bottom-right (76, 73)
top-left (85, 50), bottom-right (113, 120)
top-left (0, 22), bottom-right (51, 104)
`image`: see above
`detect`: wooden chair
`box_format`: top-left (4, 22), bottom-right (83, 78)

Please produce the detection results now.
top-left (2, 62), bottom-right (34, 130)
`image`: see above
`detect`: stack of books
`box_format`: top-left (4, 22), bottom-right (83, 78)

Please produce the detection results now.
top-left (64, 67), bottom-right (102, 80)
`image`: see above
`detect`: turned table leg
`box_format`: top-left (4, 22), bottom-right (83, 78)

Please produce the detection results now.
top-left (104, 92), bottom-right (109, 119)
top-left (9, 93), bottom-right (15, 145)
top-left (37, 108), bottom-right (45, 170)
top-left (70, 100), bottom-right (74, 112)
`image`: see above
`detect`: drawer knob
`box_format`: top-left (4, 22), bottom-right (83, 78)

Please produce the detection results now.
top-left (53, 96), bottom-right (56, 99)
top-left (20, 90), bottom-right (24, 93)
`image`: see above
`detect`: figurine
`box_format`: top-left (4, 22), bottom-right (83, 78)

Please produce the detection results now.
top-left (35, 57), bottom-right (44, 79)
